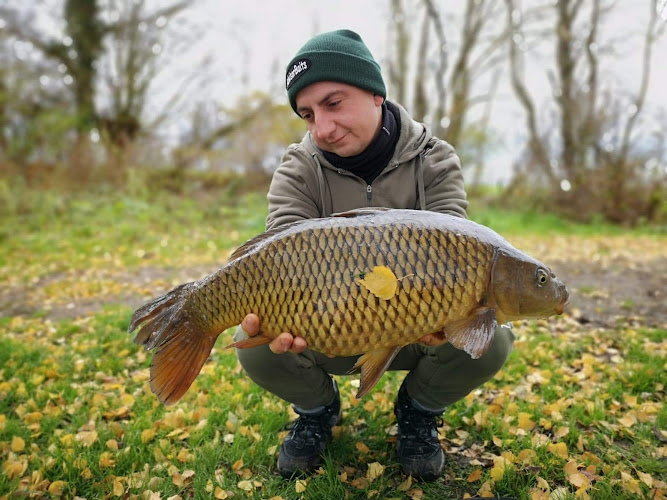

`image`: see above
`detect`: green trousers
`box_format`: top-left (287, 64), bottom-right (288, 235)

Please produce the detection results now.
top-left (234, 325), bottom-right (515, 412)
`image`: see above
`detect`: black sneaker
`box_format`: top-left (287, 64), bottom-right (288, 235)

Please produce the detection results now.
top-left (277, 379), bottom-right (341, 478)
top-left (394, 381), bottom-right (445, 481)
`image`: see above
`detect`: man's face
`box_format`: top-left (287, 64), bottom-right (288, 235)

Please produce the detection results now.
top-left (295, 81), bottom-right (384, 157)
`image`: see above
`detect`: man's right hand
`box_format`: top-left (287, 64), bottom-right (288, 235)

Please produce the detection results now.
top-left (241, 313), bottom-right (308, 354)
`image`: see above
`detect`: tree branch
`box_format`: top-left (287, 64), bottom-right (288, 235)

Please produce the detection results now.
top-left (504, 0), bottom-right (555, 183)
top-left (618, 0), bottom-right (659, 162)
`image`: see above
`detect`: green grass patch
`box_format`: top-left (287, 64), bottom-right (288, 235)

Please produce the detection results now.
top-left (1, 187), bottom-right (665, 498)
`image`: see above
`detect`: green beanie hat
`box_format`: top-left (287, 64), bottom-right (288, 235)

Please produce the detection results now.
top-left (285, 29), bottom-right (386, 114)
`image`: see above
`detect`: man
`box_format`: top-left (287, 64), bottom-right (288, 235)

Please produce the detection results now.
top-left (234, 29), bottom-right (514, 480)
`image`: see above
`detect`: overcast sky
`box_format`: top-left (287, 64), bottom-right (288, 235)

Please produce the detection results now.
top-left (147, 0), bottom-right (665, 184)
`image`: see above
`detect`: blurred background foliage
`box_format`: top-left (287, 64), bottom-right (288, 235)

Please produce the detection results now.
top-left (0, 0), bottom-right (665, 226)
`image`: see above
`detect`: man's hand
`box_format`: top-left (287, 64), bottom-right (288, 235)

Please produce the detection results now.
top-left (242, 314), bottom-right (447, 353)
top-left (241, 313), bottom-right (308, 354)
top-left (419, 331), bottom-right (448, 348)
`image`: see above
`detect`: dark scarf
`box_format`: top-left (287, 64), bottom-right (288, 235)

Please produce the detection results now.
top-left (322, 101), bottom-right (400, 185)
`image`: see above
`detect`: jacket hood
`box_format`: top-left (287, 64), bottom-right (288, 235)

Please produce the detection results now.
top-left (300, 100), bottom-right (432, 170)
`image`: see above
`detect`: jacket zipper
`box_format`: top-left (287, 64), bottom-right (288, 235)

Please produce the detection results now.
top-left (366, 184), bottom-right (372, 204)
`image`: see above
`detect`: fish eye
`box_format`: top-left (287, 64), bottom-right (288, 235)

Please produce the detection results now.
top-left (536, 268), bottom-right (549, 286)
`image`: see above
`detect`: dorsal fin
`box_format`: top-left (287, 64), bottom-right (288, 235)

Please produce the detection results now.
top-left (331, 207), bottom-right (392, 218)
top-left (228, 224), bottom-right (294, 261)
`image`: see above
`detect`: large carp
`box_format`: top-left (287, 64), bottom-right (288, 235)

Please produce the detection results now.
top-left (129, 208), bottom-right (568, 405)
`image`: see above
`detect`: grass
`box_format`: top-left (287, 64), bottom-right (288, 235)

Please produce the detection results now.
top-left (0, 187), bottom-right (665, 499)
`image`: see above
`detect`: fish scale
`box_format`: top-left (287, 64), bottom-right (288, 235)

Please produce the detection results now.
top-left (207, 219), bottom-right (494, 355)
top-left (129, 208), bottom-right (569, 405)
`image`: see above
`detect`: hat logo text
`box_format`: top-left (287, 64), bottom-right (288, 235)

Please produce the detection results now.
top-left (286, 59), bottom-right (310, 89)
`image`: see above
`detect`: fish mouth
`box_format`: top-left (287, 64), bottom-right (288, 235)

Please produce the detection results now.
top-left (554, 285), bottom-right (570, 315)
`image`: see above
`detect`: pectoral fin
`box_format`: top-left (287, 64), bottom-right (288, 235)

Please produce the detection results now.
top-left (348, 346), bottom-right (402, 399)
top-left (444, 308), bottom-right (497, 359)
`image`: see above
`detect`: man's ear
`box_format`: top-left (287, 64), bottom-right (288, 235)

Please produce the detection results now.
top-left (373, 94), bottom-right (384, 107)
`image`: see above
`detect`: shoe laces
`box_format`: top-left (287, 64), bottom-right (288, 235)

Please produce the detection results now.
top-left (399, 404), bottom-right (443, 447)
top-left (286, 410), bottom-right (335, 444)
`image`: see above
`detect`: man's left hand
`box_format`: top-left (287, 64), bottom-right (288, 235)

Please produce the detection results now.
top-left (419, 331), bottom-right (448, 347)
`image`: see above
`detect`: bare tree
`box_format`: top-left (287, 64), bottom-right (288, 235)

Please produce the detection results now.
top-left (98, 0), bottom-right (193, 147)
top-left (504, 0), bottom-right (665, 222)
top-left (387, 0), bottom-right (410, 107)
top-left (504, 0), bottom-right (555, 184)
top-left (386, 0), bottom-right (508, 168)
top-left (0, 0), bottom-right (191, 145)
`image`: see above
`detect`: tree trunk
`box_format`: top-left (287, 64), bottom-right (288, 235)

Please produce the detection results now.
top-left (64, 0), bottom-right (104, 132)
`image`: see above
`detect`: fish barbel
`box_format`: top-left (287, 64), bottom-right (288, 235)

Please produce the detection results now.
top-left (129, 208), bottom-right (569, 405)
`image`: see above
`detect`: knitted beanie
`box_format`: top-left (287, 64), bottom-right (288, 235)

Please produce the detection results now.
top-left (285, 29), bottom-right (386, 114)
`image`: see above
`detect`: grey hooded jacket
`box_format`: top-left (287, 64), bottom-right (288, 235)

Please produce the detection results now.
top-left (266, 100), bottom-right (468, 230)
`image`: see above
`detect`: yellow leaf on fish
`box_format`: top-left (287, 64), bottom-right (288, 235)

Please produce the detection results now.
top-left (357, 266), bottom-right (397, 300)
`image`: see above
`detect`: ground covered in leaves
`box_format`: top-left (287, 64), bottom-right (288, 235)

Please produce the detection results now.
top-left (0, 191), bottom-right (665, 499)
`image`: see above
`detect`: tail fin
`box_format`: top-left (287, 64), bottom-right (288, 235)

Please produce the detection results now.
top-left (129, 283), bottom-right (219, 405)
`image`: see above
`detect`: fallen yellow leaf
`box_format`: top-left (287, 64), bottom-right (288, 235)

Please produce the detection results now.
top-left (548, 442), bottom-right (568, 459)
top-left (567, 472), bottom-right (589, 489)
top-left (563, 460), bottom-right (579, 476)
top-left (555, 426), bottom-right (570, 439)
top-left (356, 442), bottom-right (370, 453)
top-left (397, 475), bottom-right (412, 491)
top-left (618, 415), bottom-right (636, 428)
top-left (517, 449), bottom-right (537, 464)
top-left (529, 488), bottom-right (549, 500)
top-left (490, 466), bottom-right (505, 482)
top-left (141, 428), bottom-right (156, 443)
top-left (467, 469), bottom-right (483, 482)
top-left (636, 471), bottom-right (653, 487)
top-left (76, 430), bottom-right (98, 447)
top-left (112, 478), bottom-right (124, 496)
top-left (48, 480), bottom-right (66, 495)
top-left (620, 471), bottom-right (641, 494)
top-left (367, 462), bottom-right (385, 481)
top-left (518, 412), bottom-right (535, 431)
top-left (214, 486), bottom-right (228, 499)
top-left (357, 266), bottom-right (397, 300)
top-left (295, 479), bottom-right (307, 493)
top-left (11, 436), bottom-right (25, 452)
top-left (477, 480), bottom-right (494, 498)
top-left (98, 452), bottom-right (115, 468)
top-left (2, 457), bottom-right (28, 479)
top-left (237, 480), bottom-right (253, 491)
top-left (535, 476), bottom-right (550, 490)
